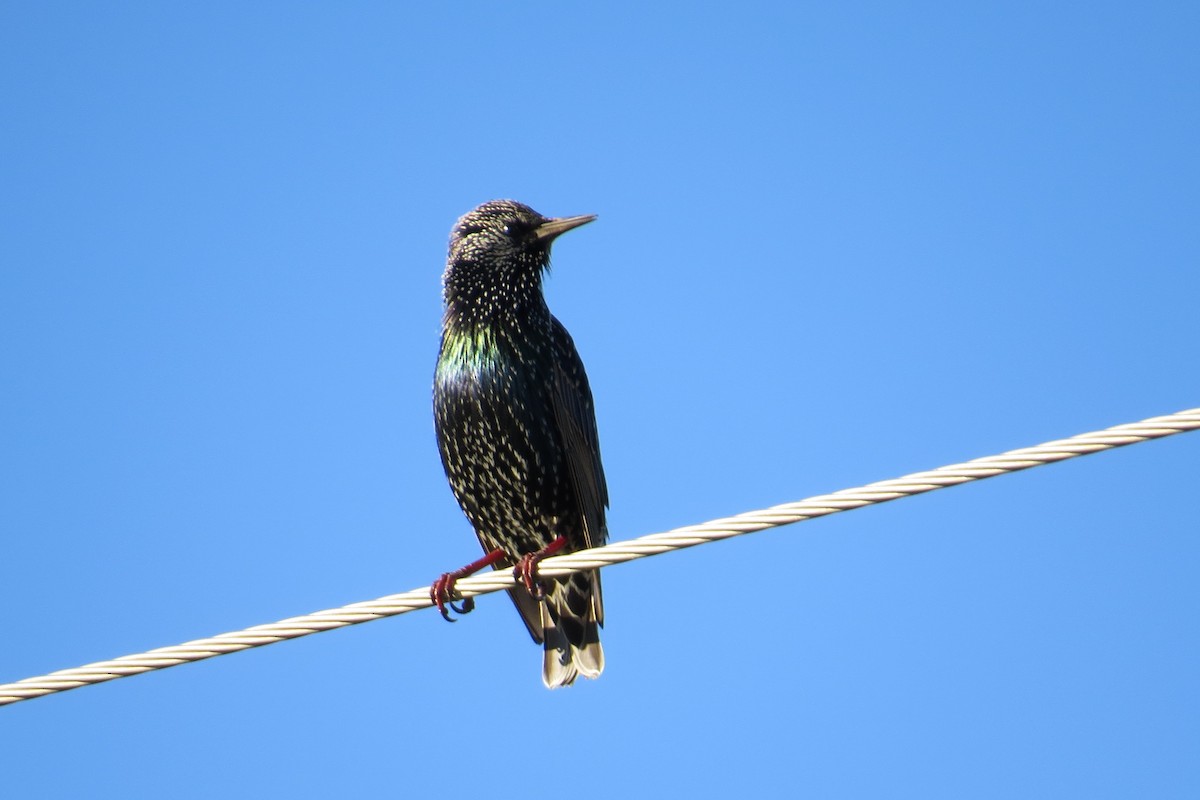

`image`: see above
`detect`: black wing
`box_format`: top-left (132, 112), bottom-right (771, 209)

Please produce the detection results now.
top-left (549, 316), bottom-right (609, 552)
top-left (498, 318), bottom-right (610, 644)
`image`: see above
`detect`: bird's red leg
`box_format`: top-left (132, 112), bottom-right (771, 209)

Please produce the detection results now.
top-left (431, 548), bottom-right (507, 622)
top-left (513, 536), bottom-right (568, 599)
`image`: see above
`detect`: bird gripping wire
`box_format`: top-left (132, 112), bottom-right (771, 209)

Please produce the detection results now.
top-left (1, 407), bottom-right (1197, 707)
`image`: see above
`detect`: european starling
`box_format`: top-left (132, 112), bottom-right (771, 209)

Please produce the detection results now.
top-left (432, 199), bottom-right (608, 688)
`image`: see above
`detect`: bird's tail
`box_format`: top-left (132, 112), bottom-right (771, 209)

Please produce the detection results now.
top-left (540, 569), bottom-right (604, 689)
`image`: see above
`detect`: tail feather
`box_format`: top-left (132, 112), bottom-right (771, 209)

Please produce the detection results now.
top-left (540, 603), bottom-right (603, 689)
top-left (540, 570), bottom-right (604, 689)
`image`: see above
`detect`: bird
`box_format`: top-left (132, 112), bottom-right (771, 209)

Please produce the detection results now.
top-left (432, 199), bottom-right (608, 688)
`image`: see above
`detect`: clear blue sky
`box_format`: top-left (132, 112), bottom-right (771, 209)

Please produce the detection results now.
top-left (2, 3), bottom-right (1197, 797)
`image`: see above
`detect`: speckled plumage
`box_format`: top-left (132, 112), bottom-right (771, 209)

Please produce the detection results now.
top-left (433, 200), bottom-right (608, 687)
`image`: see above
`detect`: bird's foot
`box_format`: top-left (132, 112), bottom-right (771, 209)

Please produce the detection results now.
top-left (513, 536), bottom-right (568, 599)
top-left (431, 548), bottom-right (507, 622)
top-left (430, 573), bottom-right (474, 620)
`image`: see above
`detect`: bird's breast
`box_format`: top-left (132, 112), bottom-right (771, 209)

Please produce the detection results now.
top-left (435, 319), bottom-right (556, 390)
top-left (435, 325), bottom-right (502, 389)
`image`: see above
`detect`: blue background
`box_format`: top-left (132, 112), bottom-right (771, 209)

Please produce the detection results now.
top-left (2, 3), bottom-right (1197, 797)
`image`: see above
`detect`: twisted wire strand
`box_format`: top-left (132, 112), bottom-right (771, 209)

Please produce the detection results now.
top-left (3, 407), bottom-right (1197, 707)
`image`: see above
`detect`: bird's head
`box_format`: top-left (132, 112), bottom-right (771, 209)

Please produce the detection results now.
top-left (443, 200), bottom-right (596, 308)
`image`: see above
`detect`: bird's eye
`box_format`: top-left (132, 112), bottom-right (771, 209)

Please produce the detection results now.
top-left (502, 220), bottom-right (529, 239)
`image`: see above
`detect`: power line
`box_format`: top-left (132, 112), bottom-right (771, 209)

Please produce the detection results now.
top-left (2, 407), bottom-right (1197, 707)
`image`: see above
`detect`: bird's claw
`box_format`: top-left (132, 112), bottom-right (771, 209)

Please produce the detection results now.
top-left (431, 573), bottom-right (474, 622)
top-left (429, 547), bottom-right (507, 621)
top-left (514, 554), bottom-right (548, 599)
top-left (513, 536), bottom-right (569, 600)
